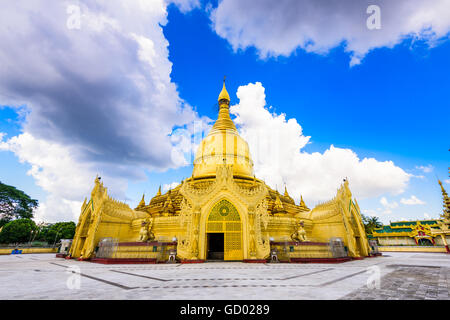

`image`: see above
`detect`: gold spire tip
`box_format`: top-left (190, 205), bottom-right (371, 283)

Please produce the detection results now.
top-left (218, 77), bottom-right (230, 103)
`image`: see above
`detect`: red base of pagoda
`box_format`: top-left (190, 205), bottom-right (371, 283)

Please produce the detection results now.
top-left (243, 259), bottom-right (267, 263)
top-left (181, 259), bottom-right (205, 264)
top-left (289, 257), bottom-right (353, 264)
top-left (368, 253), bottom-right (382, 257)
top-left (90, 258), bottom-right (157, 264)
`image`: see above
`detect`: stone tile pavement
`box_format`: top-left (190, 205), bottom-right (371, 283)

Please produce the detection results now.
top-left (341, 264), bottom-right (450, 300)
top-left (0, 252), bottom-right (449, 300)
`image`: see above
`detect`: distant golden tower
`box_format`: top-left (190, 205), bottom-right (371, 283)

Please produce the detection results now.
top-left (438, 180), bottom-right (450, 219)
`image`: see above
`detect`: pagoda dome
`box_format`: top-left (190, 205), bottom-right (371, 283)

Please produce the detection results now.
top-left (192, 80), bottom-right (254, 178)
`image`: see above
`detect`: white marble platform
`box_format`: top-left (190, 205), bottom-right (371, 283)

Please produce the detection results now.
top-left (0, 252), bottom-right (449, 300)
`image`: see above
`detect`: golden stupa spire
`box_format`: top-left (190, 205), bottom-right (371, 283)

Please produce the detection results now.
top-left (439, 179), bottom-right (447, 194)
top-left (212, 77), bottom-right (236, 132)
top-left (138, 194), bottom-right (145, 207)
top-left (300, 195), bottom-right (306, 207)
top-left (191, 77), bottom-right (254, 178)
top-left (438, 179), bottom-right (450, 218)
top-left (156, 185), bottom-right (161, 196)
top-left (284, 185), bottom-right (289, 197)
top-left (218, 76), bottom-right (230, 103)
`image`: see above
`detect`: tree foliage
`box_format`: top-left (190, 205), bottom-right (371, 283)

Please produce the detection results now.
top-left (42, 222), bottom-right (76, 244)
top-left (361, 214), bottom-right (383, 235)
top-left (0, 181), bottom-right (38, 226)
top-left (0, 218), bottom-right (36, 244)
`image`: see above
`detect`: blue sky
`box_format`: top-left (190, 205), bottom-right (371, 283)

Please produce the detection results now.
top-left (0, 1), bottom-right (449, 224)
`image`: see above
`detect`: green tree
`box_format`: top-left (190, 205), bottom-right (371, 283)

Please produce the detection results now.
top-left (44, 222), bottom-right (76, 244)
top-left (0, 218), bottom-right (36, 244)
top-left (362, 214), bottom-right (383, 235)
top-left (29, 222), bottom-right (48, 243)
top-left (0, 181), bottom-right (38, 227)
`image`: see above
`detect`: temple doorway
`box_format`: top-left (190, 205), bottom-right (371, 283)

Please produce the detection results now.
top-left (206, 199), bottom-right (243, 261)
top-left (207, 233), bottom-right (224, 260)
top-left (418, 238), bottom-right (433, 246)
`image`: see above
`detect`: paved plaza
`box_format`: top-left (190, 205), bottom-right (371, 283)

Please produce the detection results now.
top-left (0, 252), bottom-right (449, 300)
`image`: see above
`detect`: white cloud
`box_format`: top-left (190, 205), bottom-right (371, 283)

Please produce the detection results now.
top-left (424, 213), bottom-right (431, 219)
top-left (445, 179), bottom-right (450, 184)
top-left (363, 209), bottom-right (378, 217)
top-left (163, 182), bottom-right (180, 192)
top-left (0, 133), bottom-right (131, 222)
top-left (379, 196), bottom-right (399, 214)
top-left (230, 82), bottom-right (412, 205)
top-left (0, 1), bottom-right (202, 222)
top-left (380, 197), bottom-right (399, 209)
top-left (400, 195), bottom-right (426, 205)
top-left (211, 0), bottom-right (450, 65)
top-left (416, 165), bottom-right (434, 173)
top-left (168, 0), bottom-right (200, 13)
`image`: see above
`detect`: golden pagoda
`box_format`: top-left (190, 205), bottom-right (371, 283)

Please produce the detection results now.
top-left (69, 80), bottom-right (371, 263)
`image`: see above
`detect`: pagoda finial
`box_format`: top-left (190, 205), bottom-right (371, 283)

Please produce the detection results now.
top-left (284, 185), bottom-right (289, 197)
top-left (211, 77), bottom-right (236, 132)
top-left (300, 195), bottom-right (306, 207)
top-left (218, 76), bottom-right (230, 104)
top-left (156, 185), bottom-right (161, 196)
top-left (137, 194), bottom-right (145, 207)
top-left (438, 179), bottom-right (450, 218)
top-left (438, 179), bottom-right (446, 193)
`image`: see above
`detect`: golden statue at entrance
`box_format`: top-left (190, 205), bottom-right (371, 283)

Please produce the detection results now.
top-left (139, 218), bottom-right (154, 242)
top-left (69, 79), bottom-right (371, 262)
top-left (291, 221), bottom-right (308, 242)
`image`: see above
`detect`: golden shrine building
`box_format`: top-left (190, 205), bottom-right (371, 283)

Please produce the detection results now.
top-left (370, 179), bottom-right (450, 253)
top-left (68, 81), bottom-right (377, 264)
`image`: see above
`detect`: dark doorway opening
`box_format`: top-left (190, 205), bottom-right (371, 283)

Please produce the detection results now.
top-left (207, 233), bottom-right (224, 260)
top-left (418, 238), bottom-right (433, 246)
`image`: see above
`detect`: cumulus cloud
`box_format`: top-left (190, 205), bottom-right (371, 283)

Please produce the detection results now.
top-left (379, 196), bottom-right (399, 214)
top-left (400, 195), bottom-right (426, 205)
top-left (210, 0), bottom-right (450, 65)
top-left (0, 133), bottom-right (131, 222)
top-left (380, 197), bottom-right (399, 209)
top-left (230, 82), bottom-right (412, 204)
top-left (0, 1), bottom-right (204, 170)
top-left (0, 1), bottom-right (205, 222)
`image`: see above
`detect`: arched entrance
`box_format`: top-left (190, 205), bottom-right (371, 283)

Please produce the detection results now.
top-left (206, 199), bottom-right (243, 261)
top-left (417, 238), bottom-right (433, 246)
